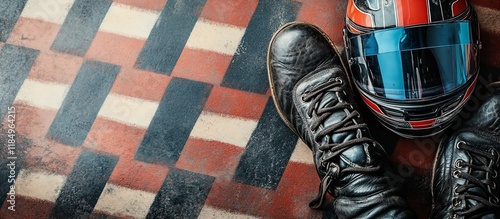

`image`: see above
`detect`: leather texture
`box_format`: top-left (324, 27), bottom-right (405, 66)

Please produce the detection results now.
top-left (267, 22), bottom-right (415, 219)
top-left (268, 22), bottom-right (339, 135)
top-left (431, 91), bottom-right (500, 219)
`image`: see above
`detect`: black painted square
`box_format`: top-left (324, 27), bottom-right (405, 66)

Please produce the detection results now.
top-left (51, 150), bottom-right (118, 218)
top-left (146, 168), bottom-right (215, 219)
top-left (221, 0), bottom-right (301, 94)
top-left (135, 0), bottom-right (206, 75)
top-left (50, 0), bottom-right (112, 56)
top-left (0, 44), bottom-right (39, 123)
top-left (47, 60), bottom-right (120, 146)
top-left (233, 98), bottom-right (297, 189)
top-left (135, 77), bottom-right (212, 165)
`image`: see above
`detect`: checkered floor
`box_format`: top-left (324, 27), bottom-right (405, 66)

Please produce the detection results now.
top-left (0, 0), bottom-right (498, 218)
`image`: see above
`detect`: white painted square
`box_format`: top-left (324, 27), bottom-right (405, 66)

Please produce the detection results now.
top-left (190, 112), bottom-right (258, 148)
top-left (289, 139), bottom-right (314, 164)
top-left (15, 170), bottom-right (66, 202)
top-left (185, 19), bottom-right (246, 55)
top-left (15, 79), bottom-right (69, 110)
top-left (20, 0), bottom-right (75, 24)
top-left (98, 93), bottom-right (159, 128)
top-left (99, 2), bottom-right (161, 39)
top-left (94, 183), bottom-right (156, 219)
top-left (198, 206), bottom-right (260, 219)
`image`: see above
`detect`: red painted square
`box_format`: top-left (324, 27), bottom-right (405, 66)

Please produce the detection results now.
top-left (204, 86), bottom-right (268, 120)
top-left (111, 67), bottom-right (170, 102)
top-left (10, 103), bottom-right (56, 140)
top-left (113, 0), bottom-right (167, 11)
top-left (265, 88), bottom-right (272, 97)
top-left (28, 50), bottom-right (83, 84)
top-left (25, 139), bottom-right (82, 175)
top-left (391, 138), bottom-right (437, 171)
top-left (171, 48), bottom-right (232, 85)
top-left (200, 0), bottom-right (258, 27)
top-left (0, 196), bottom-right (54, 219)
top-left (108, 156), bottom-right (169, 193)
top-left (268, 162), bottom-right (323, 219)
top-left (176, 138), bottom-right (244, 179)
top-left (6, 18), bottom-right (60, 51)
top-left (84, 117), bottom-right (146, 158)
top-left (296, 0), bottom-right (346, 47)
top-left (205, 179), bottom-right (276, 217)
top-left (86, 31), bottom-right (146, 68)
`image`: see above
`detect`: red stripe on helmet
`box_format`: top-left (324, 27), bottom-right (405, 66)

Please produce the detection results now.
top-left (395, 0), bottom-right (429, 26)
top-left (360, 93), bottom-right (383, 114)
top-left (347, 24), bottom-right (363, 34)
top-left (452, 0), bottom-right (469, 17)
top-left (409, 119), bottom-right (436, 129)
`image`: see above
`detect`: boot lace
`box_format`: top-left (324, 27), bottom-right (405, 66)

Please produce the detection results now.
top-left (302, 76), bottom-right (381, 209)
top-left (452, 141), bottom-right (500, 218)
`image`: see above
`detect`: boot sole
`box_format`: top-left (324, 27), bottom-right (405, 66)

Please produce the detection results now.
top-left (266, 21), bottom-right (352, 136)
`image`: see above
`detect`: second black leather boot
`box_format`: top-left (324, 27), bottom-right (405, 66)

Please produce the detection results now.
top-left (431, 84), bottom-right (500, 219)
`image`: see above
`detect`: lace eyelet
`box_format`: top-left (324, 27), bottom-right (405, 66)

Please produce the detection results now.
top-left (453, 170), bottom-right (461, 178)
top-left (453, 186), bottom-right (459, 195)
top-left (455, 159), bottom-right (464, 168)
top-left (491, 182), bottom-right (497, 190)
top-left (335, 77), bottom-right (344, 84)
top-left (453, 198), bottom-right (462, 207)
top-left (456, 141), bottom-right (466, 150)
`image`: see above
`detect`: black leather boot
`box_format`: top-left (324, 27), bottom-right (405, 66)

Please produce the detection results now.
top-left (431, 83), bottom-right (500, 219)
top-left (267, 22), bottom-right (415, 219)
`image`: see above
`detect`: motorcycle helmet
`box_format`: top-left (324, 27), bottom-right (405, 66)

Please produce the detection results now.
top-left (343, 0), bottom-right (481, 138)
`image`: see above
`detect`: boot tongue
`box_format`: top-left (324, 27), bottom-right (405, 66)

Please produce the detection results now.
top-left (315, 81), bottom-right (368, 168)
top-left (296, 67), bottom-right (373, 168)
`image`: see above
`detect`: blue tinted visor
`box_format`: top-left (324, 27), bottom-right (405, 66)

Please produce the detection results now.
top-left (347, 21), bottom-right (478, 100)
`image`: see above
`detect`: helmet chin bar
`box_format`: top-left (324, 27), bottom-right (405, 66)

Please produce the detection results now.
top-left (355, 74), bottom-right (477, 138)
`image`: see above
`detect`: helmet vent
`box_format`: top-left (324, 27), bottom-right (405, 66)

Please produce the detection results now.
top-left (381, 106), bottom-right (405, 119)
